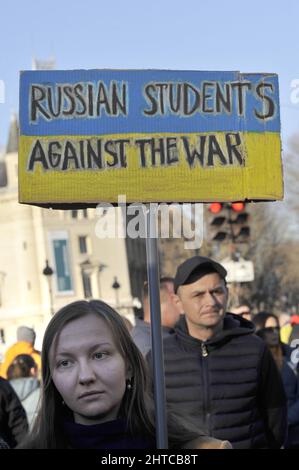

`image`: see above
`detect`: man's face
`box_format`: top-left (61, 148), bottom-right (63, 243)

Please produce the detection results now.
top-left (176, 272), bottom-right (228, 332)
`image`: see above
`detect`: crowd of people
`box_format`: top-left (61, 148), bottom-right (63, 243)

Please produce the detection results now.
top-left (0, 255), bottom-right (298, 450)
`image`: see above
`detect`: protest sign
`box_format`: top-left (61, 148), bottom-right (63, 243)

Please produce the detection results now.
top-left (19, 70), bottom-right (283, 207)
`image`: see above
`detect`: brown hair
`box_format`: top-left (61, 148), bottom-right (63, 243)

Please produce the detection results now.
top-left (20, 300), bottom-right (202, 449)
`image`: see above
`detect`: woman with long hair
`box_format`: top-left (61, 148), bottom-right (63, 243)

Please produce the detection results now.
top-left (253, 312), bottom-right (299, 448)
top-left (19, 300), bottom-right (231, 449)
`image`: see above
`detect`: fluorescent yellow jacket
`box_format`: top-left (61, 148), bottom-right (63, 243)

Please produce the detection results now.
top-left (0, 341), bottom-right (41, 378)
top-left (280, 324), bottom-right (292, 344)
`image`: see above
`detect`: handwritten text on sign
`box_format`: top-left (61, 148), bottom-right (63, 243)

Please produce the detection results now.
top-left (19, 70), bottom-right (282, 205)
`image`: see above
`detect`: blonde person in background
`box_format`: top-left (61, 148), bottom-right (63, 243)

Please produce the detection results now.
top-left (7, 355), bottom-right (40, 431)
top-left (0, 327), bottom-right (41, 379)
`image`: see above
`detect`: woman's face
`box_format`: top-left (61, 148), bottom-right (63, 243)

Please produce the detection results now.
top-left (265, 317), bottom-right (279, 328)
top-left (50, 313), bottom-right (129, 425)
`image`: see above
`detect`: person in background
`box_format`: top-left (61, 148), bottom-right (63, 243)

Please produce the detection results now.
top-left (0, 376), bottom-right (28, 447)
top-left (252, 311), bottom-right (279, 330)
top-left (0, 326), bottom-right (41, 379)
top-left (7, 355), bottom-right (40, 431)
top-left (230, 299), bottom-right (252, 322)
top-left (131, 277), bottom-right (181, 356)
top-left (279, 313), bottom-right (292, 345)
top-left (254, 312), bottom-right (299, 448)
top-left (19, 300), bottom-right (231, 449)
top-left (147, 256), bottom-right (287, 449)
top-left (289, 314), bottom-right (299, 347)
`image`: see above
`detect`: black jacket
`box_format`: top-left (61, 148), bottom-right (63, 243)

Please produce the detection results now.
top-left (0, 377), bottom-right (28, 447)
top-left (147, 313), bottom-right (287, 449)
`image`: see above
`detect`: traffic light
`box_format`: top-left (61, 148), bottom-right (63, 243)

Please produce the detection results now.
top-left (208, 202), bottom-right (250, 243)
top-left (230, 202), bottom-right (250, 242)
top-left (208, 203), bottom-right (227, 241)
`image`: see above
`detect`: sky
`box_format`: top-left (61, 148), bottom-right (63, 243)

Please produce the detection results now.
top-left (1, 0), bottom-right (299, 186)
top-left (1, 0), bottom-right (299, 149)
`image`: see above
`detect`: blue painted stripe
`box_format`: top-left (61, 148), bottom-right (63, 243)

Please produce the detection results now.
top-left (20, 70), bottom-right (280, 135)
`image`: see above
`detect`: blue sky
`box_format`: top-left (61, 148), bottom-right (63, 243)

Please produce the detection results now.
top-left (1, 0), bottom-right (299, 150)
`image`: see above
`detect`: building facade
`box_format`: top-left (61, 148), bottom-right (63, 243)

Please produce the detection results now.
top-left (0, 116), bottom-right (146, 349)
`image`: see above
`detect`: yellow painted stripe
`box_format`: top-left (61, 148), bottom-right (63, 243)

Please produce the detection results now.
top-left (19, 132), bottom-right (283, 204)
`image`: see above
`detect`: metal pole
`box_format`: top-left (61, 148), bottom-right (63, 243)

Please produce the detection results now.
top-left (145, 204), bottom-right (168, 449)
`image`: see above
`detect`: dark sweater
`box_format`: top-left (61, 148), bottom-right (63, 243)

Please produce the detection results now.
top-left (147, 313), bottom-right (287, 449)
top-left (281, 343), bottom-right (299, 447)
top-left (63, 418), bottom-right (155, 449)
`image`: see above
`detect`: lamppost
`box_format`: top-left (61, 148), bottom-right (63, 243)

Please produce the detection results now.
top-left (112, 276), bottom-right (121, 308)
top-left (80, 259), bottom-right (94, 299)
top-left (43, 260), bottom-right (54, 315)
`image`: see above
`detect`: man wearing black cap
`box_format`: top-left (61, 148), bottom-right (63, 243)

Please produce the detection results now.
top-left (147, 256), bottom-right (287, 449)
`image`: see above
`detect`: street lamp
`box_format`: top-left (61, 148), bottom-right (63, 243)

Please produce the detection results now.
top-left (43, 259), bottom-right (54, 315)
top-left (112, 276), bottom-right (121, 308)
top-left (80, 259), bottom-right (94, 276)
top-left (80, 259), bottom-right (93, 299)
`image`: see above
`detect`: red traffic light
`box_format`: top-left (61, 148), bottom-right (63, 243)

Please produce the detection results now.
top-left (231, 202), bottom-right (245, 212)
top-left (209, 202), bottom-right (223, 214)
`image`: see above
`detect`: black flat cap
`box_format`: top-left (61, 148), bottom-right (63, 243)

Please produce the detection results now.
top-left (174, 256), bottom-right (227, 293)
